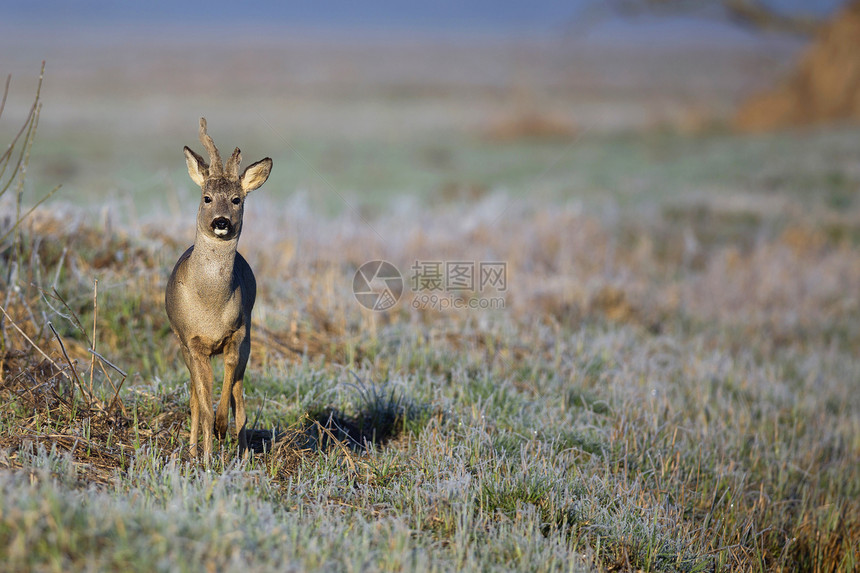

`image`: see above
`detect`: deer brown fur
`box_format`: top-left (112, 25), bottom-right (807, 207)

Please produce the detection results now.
top-left (165, 118), bottom-right (272, 461)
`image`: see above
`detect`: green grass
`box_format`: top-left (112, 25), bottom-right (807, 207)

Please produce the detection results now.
top-left (4, 297), bottom-right (857, 570)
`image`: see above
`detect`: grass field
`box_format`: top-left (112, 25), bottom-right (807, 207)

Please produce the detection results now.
top-left (1, 33), bottom-right (859, 572)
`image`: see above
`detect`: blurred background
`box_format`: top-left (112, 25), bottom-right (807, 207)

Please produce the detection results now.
top-left (0, 0), bottom-right (856, 221)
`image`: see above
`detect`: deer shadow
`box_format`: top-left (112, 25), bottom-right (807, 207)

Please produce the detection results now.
top-left (244, 381), bottom-right (432, 455)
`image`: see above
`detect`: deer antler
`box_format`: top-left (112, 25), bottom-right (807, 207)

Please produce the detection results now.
top-left (198, 117), bottom-right (223, 177)
top-left (225, 147), bottom-right (242, 181)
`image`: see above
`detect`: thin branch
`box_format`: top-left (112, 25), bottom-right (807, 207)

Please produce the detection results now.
top-left (0, 183), bottom-right (63, 247)
top-left (0, 304), bottom-right (70, 381)
top-left (48, 321), bottom-right (92, 404)
top-left (88, 348), bottom-right (129, 416)
top-left (37, 286), bottom-right (91, 347)
top-left (724, 0), bottom-right (823, 36)
top-left (0, 74), bottom-right (11, 120)
top-left (0, 61), bottom-right (44, 182)
top-left (89, 278), bottom-right (98, 397)
top-left (87, 348), bottom-right (128, 379)
top-left (583, 0), bottom-right (825, 38)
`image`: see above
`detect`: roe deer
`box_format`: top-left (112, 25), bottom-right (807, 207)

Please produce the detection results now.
top-left (165, 117), bottom-right (272, 461)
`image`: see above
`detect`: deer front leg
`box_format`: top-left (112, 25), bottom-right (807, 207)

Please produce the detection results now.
top-left (180, 345), bottom-right (201, 457)
top-left (215, 330), bottom-right (240, 440)
top-left (234, 329), bottom-right (250, 455)
top-left (189, 381), bottom-right (200, 457)
top-left (232, 359), bottom-right (248, 455)
top-left (217, 328), bottom-right (249, 455)
top-left (188, 341), bottom-right (215, 461)
top-left (215, 370), bottom-right (231, 441)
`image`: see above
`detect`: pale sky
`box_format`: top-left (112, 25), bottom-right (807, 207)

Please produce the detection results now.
top-left (4, 0), bottom-right (847, 34)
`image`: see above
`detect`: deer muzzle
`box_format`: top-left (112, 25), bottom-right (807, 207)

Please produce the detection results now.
top-left (211, 217), bottom-right (233, 237)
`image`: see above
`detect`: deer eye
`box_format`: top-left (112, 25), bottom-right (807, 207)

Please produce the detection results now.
top-left (232, 197), bottom-right (241, 205)
top-left (203, 195), bottom-right (212, 203)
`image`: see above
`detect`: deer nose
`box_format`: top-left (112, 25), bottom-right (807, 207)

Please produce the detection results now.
top-left (211, 217), bottom-right (233, 236)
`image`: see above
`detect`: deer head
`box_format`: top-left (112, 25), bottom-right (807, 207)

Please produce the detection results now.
top-left (183, 118), bottom-right (272, 242)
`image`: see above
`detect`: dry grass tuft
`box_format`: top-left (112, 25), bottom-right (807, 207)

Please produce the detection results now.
top-left (482, 109), bottom-right (577, 142)
top-left (1, 347), bottom-right (154, 486)
top-left (734, 0), bottom-right (860, 132)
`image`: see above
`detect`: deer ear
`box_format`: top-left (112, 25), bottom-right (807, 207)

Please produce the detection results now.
top-left (184, 146), bottom-right (208, 187)
top-left (240, 157), bottom-right (272, 193)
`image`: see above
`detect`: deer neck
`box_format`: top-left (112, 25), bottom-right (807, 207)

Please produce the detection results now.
top-left (187, 231), bottom-right (240, 301)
